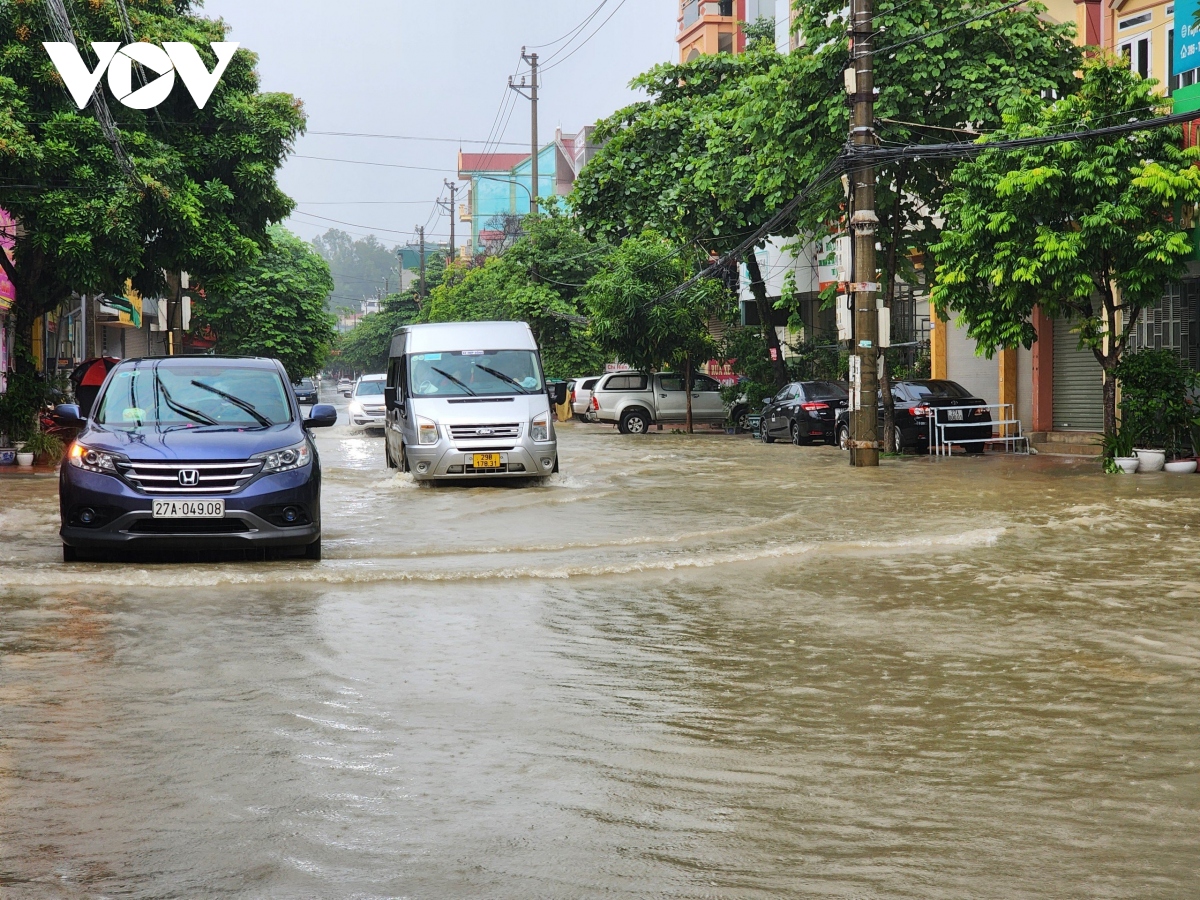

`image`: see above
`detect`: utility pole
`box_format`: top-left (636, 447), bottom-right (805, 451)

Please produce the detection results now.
top-left (415, 225), bottom-right (426, 304)
top-left (848, 0), bottom-right (880, 467)
top-left (439, 179), bottom-right (458, 264)
top-left (509, 49), bottom-right (539, 215)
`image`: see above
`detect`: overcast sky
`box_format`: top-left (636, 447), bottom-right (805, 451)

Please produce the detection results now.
top-left (197, 0), bottom-right (679, 249)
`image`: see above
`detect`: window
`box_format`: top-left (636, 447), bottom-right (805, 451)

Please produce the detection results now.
top-left (604, 373), bottom-right (648, 391)
top-left (802, 381), bottom-right (849, 401)
top-left (1119, 12), bottom-right (1152, 31)
top-left (906, 380), bottom-right (974, 400)
top-left (659, 374), bottom-right (685, 392)
top-left (94, 364), bottom-right (292, 428)
top-left (1121, 34), bottom-right (1151, 79)
top-left (718, 31), bottom-right (735, 54)
top-left (1169, 28), bottom-right (1198, 94)
top-left (694, 375), bottom-right (721, 392)
top-left (409, 350), bottom-right (544, 397)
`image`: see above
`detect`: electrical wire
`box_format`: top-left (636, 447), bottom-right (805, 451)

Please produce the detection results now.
top-left (291, 155), bottom-right (455, 173)
top-left (528, 0), bottom-right (610, 50)
top-left (539, 0), bottom-right (633, 75)
top-left (874, 0), bottom-right (1026, 54)
top-left (307, 130), bottom-right (527, 147)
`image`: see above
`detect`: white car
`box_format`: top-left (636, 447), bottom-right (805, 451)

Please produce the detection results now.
top-left (570, 376), bottom-right (602, 422)
top-left (348, 374), bottom-right (387, 428)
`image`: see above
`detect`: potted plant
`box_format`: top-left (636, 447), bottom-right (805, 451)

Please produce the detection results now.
top-left (1115, 350), bottom-right (1199, 474)
top-left (1102, 426), bottom-right (1140, 474)
top-left (22, 430), bottom-right (65, 467)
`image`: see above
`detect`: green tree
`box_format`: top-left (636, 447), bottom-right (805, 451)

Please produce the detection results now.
top-left (930, 60), bottom-right (1200, 436)
top-left (574, 0), bottom-right (1079, 444)
top-left (584, 231), bottom-right (733, 432)
top-left (195, 227), bottom-right (336, 379)
top-left (0, 0), bottom-right (304, 369)
top-left (423, 213), bottom-right (607, 379)
top-left (336, 291), bottom-right (421, 374)
top-left (311, 229), bottom-right (402, 311)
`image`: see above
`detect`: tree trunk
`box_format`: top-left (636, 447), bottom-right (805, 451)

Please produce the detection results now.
top-left (685, 356), bottom-right (694, 434)
top-left (744, 251), bottom-right (788, 388)
top-left (879, 182), bottom-right (906, 453)
top-left (1102, 364), bottom-right (1118, 438)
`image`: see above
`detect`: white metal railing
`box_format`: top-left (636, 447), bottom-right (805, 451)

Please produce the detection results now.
top-left (927, 403), bottom-right (1030, 457)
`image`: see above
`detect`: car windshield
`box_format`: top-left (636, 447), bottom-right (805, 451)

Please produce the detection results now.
top-left (93, 364), bottom-right (293, 428)
top-left (294, 378), bottom-right (315, 389)
top-left (409, 350), bottom-right (544, 397)
top-left (907, 380), bottom-right (973, 400)
top-left (805, 381), bottom-right (849, 400)
top-left (356, 380), bottom-right (385, 396)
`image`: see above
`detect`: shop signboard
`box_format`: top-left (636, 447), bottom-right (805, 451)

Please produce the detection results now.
top-left (0, 207), bottom-right (15, 314)
top-left (1178, 0), bottom-right (1200, 75)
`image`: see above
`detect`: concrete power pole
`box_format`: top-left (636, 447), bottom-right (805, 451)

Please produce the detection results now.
top-left (415, 225), bottom-right (426, 303)
top-left (848, 0), bottom-right (880, 468)
top-left (510, 50), bottom-right (539, 215)
top-left (442, 179), bottom-right (458, 264)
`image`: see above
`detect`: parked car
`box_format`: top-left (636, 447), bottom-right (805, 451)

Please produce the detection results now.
top-left (56, 356), bottom-right (338, 562)
top-left (834, 379), bottom-right (992, 453)
top-left (348, 373), bottom-right (387, 429)
top-left (292, 376), bottom-right (319, 405)
top-left (759, 381), bottom-right (849, 445)
top-left (570, 375), bottom-right (602, 421)
top-left (591, 371), bottom-right (740, 434)
top-left (383, 321), bottom-right (558, 481)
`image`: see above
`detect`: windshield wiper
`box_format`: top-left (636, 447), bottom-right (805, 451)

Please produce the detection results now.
top-left (430, 367), bottom-right (477, 396)
top-left (471, 364), bottom-right (531, 394)
top-left (190, 380), bottom-right (273, 427)
top-left (157, 381), bottom-right (219, 426)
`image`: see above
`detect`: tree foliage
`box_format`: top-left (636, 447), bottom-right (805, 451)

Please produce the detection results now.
top-left (195, 227), bottom-right (336, 379)
top-left (931, 60), bottom-right (1200, 435)
top-left (422, 213), bottom-right (607, 379)
top-left (0, 0), bottom-right (304, 368)
top-left (311, 229), bottom-right (402, 311)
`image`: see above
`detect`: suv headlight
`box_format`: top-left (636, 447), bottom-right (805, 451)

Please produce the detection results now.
top-left (531, 415), bottom-right (552, 442)
top-left (254, 440), bottom-right (312, 474)
top-left (348, 401), bottom-right (364, 416)
top-left (417, 416), bottom-right (440, 445)
top-left (68, 442), bottom-right (125, 474)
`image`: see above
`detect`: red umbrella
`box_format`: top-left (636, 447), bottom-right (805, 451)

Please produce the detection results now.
top-left (70, 357), bottom-right (120, 389)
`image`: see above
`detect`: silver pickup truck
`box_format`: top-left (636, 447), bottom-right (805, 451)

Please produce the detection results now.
top-left (590, 371), bottom-right (748, 434)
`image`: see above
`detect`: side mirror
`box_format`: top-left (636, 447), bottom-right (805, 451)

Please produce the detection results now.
top-left (385, 386), bottom-right (397, 410)
top-left (304, 404), bottom-right (338, 429)
top-left (54, 403), bottom-right (86, 428)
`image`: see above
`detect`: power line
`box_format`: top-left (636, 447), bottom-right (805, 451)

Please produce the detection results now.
top-left (539, 0), bottom-right (633, 75)
top-left (875, 0), bottom-right (1026, 54)
top-left (307, 130), bottom-right (527, 146)
top-left (291, 155), bottom-right (455, 173)
top-left (528, 1), bottom-right (609, 50)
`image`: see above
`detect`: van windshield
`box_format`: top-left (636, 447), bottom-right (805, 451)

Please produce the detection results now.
top-left (409, 350), bottom-right (544, 397)
top-left (94, 364), bottom-right (293, 428)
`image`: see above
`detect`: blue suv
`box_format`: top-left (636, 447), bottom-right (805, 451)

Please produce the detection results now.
top-left (57, 357), bottom-right (337, 562)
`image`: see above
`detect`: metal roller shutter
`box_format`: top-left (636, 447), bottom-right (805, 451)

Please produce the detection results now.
top-left (124, 325), bottom-right (149, 359)
top-left (1053, 318), bottom-right (1104, 431)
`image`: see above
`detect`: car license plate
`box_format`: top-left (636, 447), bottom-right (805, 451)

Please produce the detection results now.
top-left (152, 500), bottom-right (225, 519)
top-left (472, 453), bottom-right (501, 469)
top-left (947, 409), bottom-right (964, 421)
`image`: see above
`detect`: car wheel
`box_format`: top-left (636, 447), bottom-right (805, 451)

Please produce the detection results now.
top-left (733, 407), bottom-right (750, 434)
top-left (575, 413), bottom-right (589, 423)
top-left (304, 537), bottom-right (322, 560)
top-left (619, 409), bottom-right (651, 435)
top-left (386, 439), bottom-right (397, 469)
top-left (552, 455), bottom-right (560, 474)
top-left (760, 422), bottom-right (775, 443)
top-left (62, 543), bottom-right (78, 563)
top-left (400, 444), bottom-right (410, 473)
top-left (791, 422), bottom-right (805, 446)
top-left (837, 424), bottom-right (850, 451)
top-left (894, 425), bottom-right (905, 453)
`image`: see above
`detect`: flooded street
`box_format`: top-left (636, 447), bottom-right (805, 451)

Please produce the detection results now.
top-left (2, 411), bottom-right (1199, 898)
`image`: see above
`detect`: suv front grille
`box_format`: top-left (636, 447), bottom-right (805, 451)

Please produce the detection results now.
top-left (449, 423), bottom-right (521, 441)
top-left (117, 460), bottom-right (263, 495)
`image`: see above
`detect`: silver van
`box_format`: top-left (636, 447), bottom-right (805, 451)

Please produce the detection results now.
top-left (383, 322), bottom-right (559, 481)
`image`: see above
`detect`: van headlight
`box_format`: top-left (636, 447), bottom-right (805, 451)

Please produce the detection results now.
top-left (68, 442), bottom-right (125, 474)
top-left (417, 416), bottom-right (440, 445)
top-left (531, 415), bottom-right (551, 442)
top-left (254, 441), bottom-right (312, 474)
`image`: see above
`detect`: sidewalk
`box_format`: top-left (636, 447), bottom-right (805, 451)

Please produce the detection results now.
top-left (0, 464), bottom-right (60, 477)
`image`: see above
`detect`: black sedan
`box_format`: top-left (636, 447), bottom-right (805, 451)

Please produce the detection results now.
top-left (292, 376), bottom-right (319, 405)
top-left (835, 379), bottom-right (992, 453)
top-left (759, 381), bottom-right (849, 445)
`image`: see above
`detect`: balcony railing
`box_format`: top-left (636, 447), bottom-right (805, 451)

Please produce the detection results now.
top-left (681, 0), bottom-right (734, 27)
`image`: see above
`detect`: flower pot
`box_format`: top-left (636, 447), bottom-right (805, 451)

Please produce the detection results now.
top-left (16, 452), bottom-right (34, 467)
top-left (1115, 456), bottom-right (1140, 474)
top-left (1164, 459), bottom-right (1198, 474)
top-left (0, 449), bottom-right (15, 466)
top-left (1134, 449), bottom-right (1166, 473)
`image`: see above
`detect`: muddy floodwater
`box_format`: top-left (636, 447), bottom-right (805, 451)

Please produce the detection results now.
top-left (2, 415), bottom-right (1199, 898)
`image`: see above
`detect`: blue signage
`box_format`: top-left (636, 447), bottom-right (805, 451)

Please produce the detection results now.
top-left (1177, 0), bottom-right (1200, 74)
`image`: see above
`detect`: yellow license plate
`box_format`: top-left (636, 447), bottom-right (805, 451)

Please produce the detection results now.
top-left (472, 453), bottom-right (501, 469)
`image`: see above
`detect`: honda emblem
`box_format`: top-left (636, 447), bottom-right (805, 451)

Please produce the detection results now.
top-left (178, 469), bottom-right (200, 487)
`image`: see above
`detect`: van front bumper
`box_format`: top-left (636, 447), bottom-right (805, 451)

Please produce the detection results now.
top-left (406, 439), bottom-right (558, 480)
